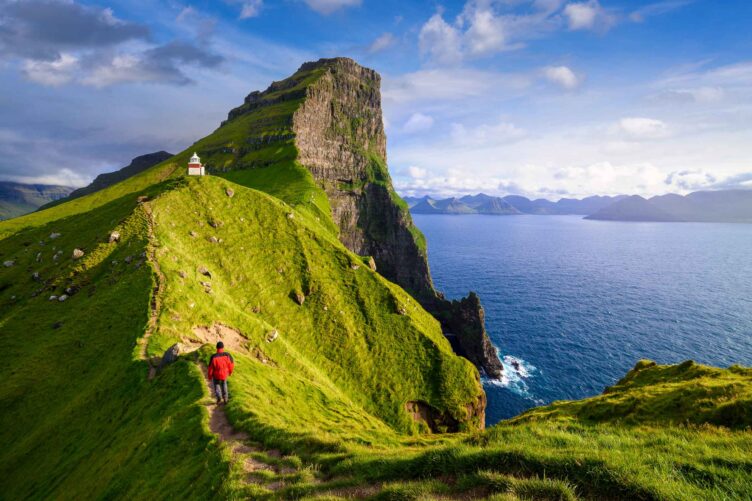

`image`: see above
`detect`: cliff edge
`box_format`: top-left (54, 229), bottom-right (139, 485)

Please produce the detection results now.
top-left (224, 57), bottom-right (503, 378)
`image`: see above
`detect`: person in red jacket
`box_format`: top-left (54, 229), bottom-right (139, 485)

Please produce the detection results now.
top-left (207, 341), bottom-right (234, 405)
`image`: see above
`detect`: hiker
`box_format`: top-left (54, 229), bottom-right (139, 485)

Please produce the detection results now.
top-left (207, 341), bottom-right (234, 405)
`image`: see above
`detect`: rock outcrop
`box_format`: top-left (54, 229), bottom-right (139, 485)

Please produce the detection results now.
top-left (290, 58), bottom-right (435, 301)
top-left (223, 57), bottom-right (503, 381)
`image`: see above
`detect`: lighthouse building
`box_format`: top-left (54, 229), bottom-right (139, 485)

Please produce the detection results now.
top-left (188, 152), bottom-right (205, 176)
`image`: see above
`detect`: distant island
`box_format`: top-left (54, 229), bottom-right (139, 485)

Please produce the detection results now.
top-left (404, 190), bottom-right (752, 223)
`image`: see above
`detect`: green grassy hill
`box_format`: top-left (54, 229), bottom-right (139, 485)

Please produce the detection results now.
top-left (1, 58), bottom-right (750, 500)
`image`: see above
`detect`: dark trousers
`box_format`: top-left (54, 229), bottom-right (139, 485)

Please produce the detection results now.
top-left (213, 379), bottom-right (228, 400)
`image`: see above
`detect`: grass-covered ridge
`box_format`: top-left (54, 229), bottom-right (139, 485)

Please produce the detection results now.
top-left (2, 56), bottom-right (751, 499)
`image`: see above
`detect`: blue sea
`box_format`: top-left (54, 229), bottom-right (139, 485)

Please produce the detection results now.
top-left (412, 214), bottom-right (752, 425)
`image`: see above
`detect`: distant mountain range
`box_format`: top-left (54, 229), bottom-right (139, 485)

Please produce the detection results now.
top-left (40, 151), bottom-right (173, 210)
top-left (405, 190), bottom-right (752, 223)
top-left (405, 193), bottom-right (626, 216)
top-left (585, 190), bottom-right (752, 223)
top-left (0, 182), bottom-right (73, 220)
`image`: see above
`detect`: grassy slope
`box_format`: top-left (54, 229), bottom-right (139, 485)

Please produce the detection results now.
top-left (2, 61), bottom-right (751, 500)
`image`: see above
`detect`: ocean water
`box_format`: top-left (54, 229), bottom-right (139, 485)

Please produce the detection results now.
top-left (412, 214), bottom-right (752, 424)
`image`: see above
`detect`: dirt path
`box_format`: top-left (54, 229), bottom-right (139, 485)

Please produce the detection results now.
top-left (141, 202), bottom-right (165, 379)
top-left (200, 364), bottom-right (294, 490)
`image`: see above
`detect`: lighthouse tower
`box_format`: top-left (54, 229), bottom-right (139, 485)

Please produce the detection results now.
top-left (187, 152), bottom-right (205, 176)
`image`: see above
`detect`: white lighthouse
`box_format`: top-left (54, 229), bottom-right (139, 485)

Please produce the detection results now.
top-left (187, 152), bottom-right (205, 176)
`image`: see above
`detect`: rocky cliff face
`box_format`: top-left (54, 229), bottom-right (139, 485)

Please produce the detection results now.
top-left (224, 57), bottom-right (503, 380)
top-left (290, 58), bottom-right (435, 300)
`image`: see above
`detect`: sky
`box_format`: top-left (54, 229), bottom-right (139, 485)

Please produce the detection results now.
top-left (1, 0), bottom-right (751, 200)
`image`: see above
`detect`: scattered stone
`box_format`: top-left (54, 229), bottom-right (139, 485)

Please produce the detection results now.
top-left (189, 231), bottom-right (198, 238)
top-left (368, 257), bottom-right (377, 271)
top-left (10, 295), bottom-right (16, 300)
top-left (111, 260), bottom-right (118, 266)
top-left (208, 236), bottom-right (219, 243)
top-left (65, 286), bottom-right (79, 295)
top-left (208, 219), bottom-right (223, 228)
top-left (137, 195), bottom-right (149, 203)
top-left (49, 295), bottom-right (58, 301)
top-left (294, 291), bottom-right (305, 305)
top-left (398, 307), bottom-right (407, 315)
top-left (58, 294), bottom-right (69, 302)
top-left (72, 248), bottom-right (85, 259)
top-left (124, 256), bottom-right (133, 263)
top-left (350, 264), bottom-right (360, 271)
top-left (287, 213), bottom-right (294, 219)
top-left (266, 329), bottom-right (279, 343)
top-left (198, 266), bottom-right (212, 278)
top-left (188, 302), bottom-right (195, 309)
top-left (36, 252), bottom-right (42, 263)
top-left (251, 305), bottom-right (261, 314)
top-left (178, 270), bottom-right (187, 278)
top-left (53, 254), bottom-right (59, 262)
top-left (158, 343), bottom-right (182, 370)
top-left (49, 232), bottom-right (61, 240)
top-left (199, 281), bottom-right (212, 288)
top-left (240, 217), bottom-right (245, 222)
top-left (323, 305), bottom-right (328, 311)
top-left (3, 260), bottom-right (14, 267)
top-left (32, 272), bottom-right (40, 281)
top-left (225, 187), bottom-right (235, 198)
top-left (109, 231), bottom-right (121, 243)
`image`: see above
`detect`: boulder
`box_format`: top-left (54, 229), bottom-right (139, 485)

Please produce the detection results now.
top-left (368, 257), bottom-right (377, 271)
top-left (225, 188), bottom-right (235, 198)
top-left (198, 266), bottom-right (211, 278)
top-left (266, 329), bottom-right (279, 343)
top-left (58, 294), bottom-right (69, 302)
top-left (208, 236), bottom-right (219, 243)
top-left (293, 291), bottom-right (305, 305)
top-left (48, 295), bottom-right (58, 301)
top-left (109, 231), bottom-right (121, 243)
top-left (72, 248), bottom-right (85, 259)
top-left (158, 343), bottom-right (183, 370)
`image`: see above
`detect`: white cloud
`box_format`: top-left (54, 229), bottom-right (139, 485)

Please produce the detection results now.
top-left (650, 86), bottom-right (725, 104)
top-left (303, 0), bottom-right (361, 15)
top-left (419, 12), bottom-right (463, 65)
top-left (5, 167), bottom-right (91, 188)
top-left (542, 65), bottom-right (582, 89)
top-left (629, 1), bottom-right (693, 23)
top-left (383, 69), bottom-right (531, 105)
top-left (403, 113), bottom-right (435, 133)
top-left (450, 120), bottom-right (526, 146)
top-left (616, 117), bottom-right (670, 139)
top-left (368, 33), bottom-right (395, 53)
top-left (564, 0), bottom-right (615, 32)
top-left (240, 0), bottom-right (263, 19)
top-left (408, 166), bottom-right (427, 179)
top-left (23, 53), bottom-right (79, 86)
top-left (463, 6), bottom-right (507, 56)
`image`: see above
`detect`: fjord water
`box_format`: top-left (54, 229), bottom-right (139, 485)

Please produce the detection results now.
top-left (413, 214), bottom-right (752, 424)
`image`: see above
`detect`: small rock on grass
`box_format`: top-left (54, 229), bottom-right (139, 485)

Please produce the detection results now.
top-left (58, 294), bottom-right (69, 302)
top-left (49, 232), bottom-right (61, 240)
top-left (189, 231), bottom-right (198, 238)
top-left (266, 329), bottom-right (279, 343)
top-left (198, 266), bottom-right (211, 277)
top-left (72, 248), bottom-right (85, 259)
top-left (225, 188), bottom-right (235, 198)
top-left (109, 231), bottom-right (121, 243)
top-left (3, 260), bottom-right (14, 267)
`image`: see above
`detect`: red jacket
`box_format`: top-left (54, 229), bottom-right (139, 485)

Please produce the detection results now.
top-left (208, 349), bottom-right (234, 381)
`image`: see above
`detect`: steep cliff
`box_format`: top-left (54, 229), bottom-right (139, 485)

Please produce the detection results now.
top-left (223, 57), bottom-right (502, 377)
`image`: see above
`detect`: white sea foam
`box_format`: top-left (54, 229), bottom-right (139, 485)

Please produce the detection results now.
top-left (482, 355), bottom-right (544, 404)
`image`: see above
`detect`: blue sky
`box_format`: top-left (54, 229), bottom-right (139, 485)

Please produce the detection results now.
top-left (1, 0), bottom-right (751, 199)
